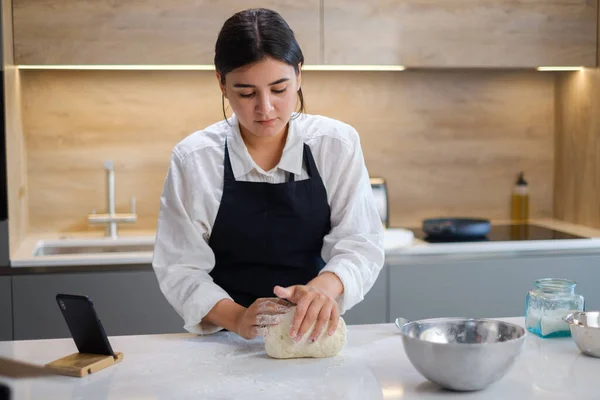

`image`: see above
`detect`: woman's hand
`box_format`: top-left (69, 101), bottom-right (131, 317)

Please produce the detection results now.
top-left (274, 284), bottom-right (340, 343)
top-left (235, 298), bottom-right (292, 340)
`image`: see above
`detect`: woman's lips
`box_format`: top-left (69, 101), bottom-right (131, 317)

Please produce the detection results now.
top-left (256, 118), bottom-right (277, 126)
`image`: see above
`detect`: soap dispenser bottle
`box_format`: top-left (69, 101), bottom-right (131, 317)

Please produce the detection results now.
top-left (511, 172), bottom-right (529, 222)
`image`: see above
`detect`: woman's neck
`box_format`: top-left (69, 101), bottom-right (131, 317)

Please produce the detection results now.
top-left (239, 124), bottom-right (289, 172)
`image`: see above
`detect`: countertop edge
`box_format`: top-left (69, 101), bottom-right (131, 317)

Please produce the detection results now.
top-left (1, 264), bottom-right (153, 275)
top-left (8, 219), bottom-right (600, 269)
top-left (11, 240), bottom-right (600, 269)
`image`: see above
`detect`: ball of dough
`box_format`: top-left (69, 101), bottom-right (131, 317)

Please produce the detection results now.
top-left (264, 307), bottom-right (347, 359)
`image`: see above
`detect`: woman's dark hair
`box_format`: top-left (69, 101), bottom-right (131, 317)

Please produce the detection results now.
top-left (214, 8), bottom-right (306, 120)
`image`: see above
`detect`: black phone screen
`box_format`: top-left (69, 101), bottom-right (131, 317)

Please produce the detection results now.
top-left (56, 294), bottom-right (115, 357)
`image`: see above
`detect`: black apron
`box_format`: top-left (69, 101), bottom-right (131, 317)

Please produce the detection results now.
top-left (208, 141), bottom-right (331, 307)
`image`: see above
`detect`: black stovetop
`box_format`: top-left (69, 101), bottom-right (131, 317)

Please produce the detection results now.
top-left (408, 223), bottom-right (586, 243)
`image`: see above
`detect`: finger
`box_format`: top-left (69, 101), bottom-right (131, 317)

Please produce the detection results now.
top-left (273, 298), bottom-right (295, 307)
top-left (256, 314), bottom-right (282, 326)
top-left (274, 286), bottom-right (300, 304)
top-left (258, 297), bottom-right (293, 307)
top-left (289, 293), bottom-right (314, 339)
top-left (249, 299), bottom-right (288, 317)
top-left (295, 295), bottom-right (325, 342)
top-left (248, 298), bottom-right (269, 311)
top-left (309, 302), bottom-right (333, 343)
top-left (273, 285), bottom-right (289, 297)
top-left (328, 304), bottom-right (340, 336)
top-left (255, 300), bottom-right (292, 315)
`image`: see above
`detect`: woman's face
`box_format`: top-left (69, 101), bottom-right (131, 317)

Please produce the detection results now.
top-left (218, 57), bottom-right (301, 139)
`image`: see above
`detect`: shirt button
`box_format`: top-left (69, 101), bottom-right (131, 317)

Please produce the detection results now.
top-left (267, 176), bottom-right (275, 183)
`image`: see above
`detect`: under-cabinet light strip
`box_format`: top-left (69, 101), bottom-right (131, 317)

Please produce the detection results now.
top-left (17, 65), bottom-right (585, 72)
top-left (302, 65), bottom-right (406, 71)
top-left (537, 66), bottom-right (583, 71)
top-left (16, 64), bottom-right (408, 72)
top-left (17, 65), bottom-right (216, 71)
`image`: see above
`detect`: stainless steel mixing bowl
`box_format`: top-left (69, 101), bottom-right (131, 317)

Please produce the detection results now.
top-left (564, 311), bottom-right (600, 358)
top-left (396, 317), bottom-right (526, 391)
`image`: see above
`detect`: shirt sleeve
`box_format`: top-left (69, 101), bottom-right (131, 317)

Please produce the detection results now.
top-left (318, 128), bottom-right (385, 314)
top-left (152, 149), bottom-right (232, 335)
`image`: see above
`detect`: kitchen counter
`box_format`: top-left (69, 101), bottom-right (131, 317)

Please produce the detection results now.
top-left (9, 219), bottom-right (600, 268)
top-left (0, 317), bottom-right (598, 399)
top-left (387, 218), bottom-right (600, 261)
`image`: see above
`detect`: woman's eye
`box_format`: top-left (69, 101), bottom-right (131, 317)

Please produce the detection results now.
top-left (238, 87), bottom-right (286, 98)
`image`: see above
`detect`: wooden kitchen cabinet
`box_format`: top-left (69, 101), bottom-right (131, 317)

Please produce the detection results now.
top-left (13, 0), bottom-right (321, 65)
top-left (0, 276), bottom-right (12, 341)
top-left (12, 269), bottom-right (185, 340)
top-left (388, 253), bottom-right (600, 321)
top-left (324, 0), bottom-right (598, 67)
top-left (343, 265), bottom-right (389, 325)
top-left (13, 0), bottom-right (597, 67)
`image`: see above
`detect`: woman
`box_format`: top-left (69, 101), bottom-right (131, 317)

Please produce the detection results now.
top-left (152, 8), bottom-right (384, 343)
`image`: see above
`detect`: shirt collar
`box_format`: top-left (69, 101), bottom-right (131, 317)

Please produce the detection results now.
top-left (227, 114), bottom-right (255, 178)
top-left (277, 115), bottom-right (304, 175)
top-left (226, 114), bottom-right (304, 179)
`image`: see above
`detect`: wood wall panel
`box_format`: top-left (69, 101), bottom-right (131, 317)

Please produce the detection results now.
top-left (554, 6), bottom-right (600, 229)
top-left (5, 68), bottom-right (28, 254)
top-left (21, 70), bottom-right (555, 232)
top-left (22, 70), bottom-right (223, 232)
top-left (306, 71), bottom-right (555, 226)
top-left (13, 0), bottom-right (321, 65)
top-left (324, 0), bottom-right (597, 67)
top-left (3, 0), bottom-right (28, 256)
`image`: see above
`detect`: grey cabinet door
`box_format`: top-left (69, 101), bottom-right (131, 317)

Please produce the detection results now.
top-left (13, 269), bottom-right (185, 340)
top-left (342, 265), bottom-right (388, 325)
top-left (389, 254), bottom-right (600, 322)
top-left (0, 276), bottom-right (12, 340)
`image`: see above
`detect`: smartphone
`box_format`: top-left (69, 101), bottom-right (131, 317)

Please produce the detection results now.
top-left (55, 294), bottom-right (115, 357)
top-left (0, 383), bottom-right (10, 400)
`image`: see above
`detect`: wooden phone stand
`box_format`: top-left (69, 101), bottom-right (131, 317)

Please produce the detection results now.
top-left (45, 352), bottom-right (123, 377)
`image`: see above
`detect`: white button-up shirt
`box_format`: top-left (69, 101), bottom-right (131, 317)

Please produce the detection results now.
top-left (152, 113), bottom-right (385, 335)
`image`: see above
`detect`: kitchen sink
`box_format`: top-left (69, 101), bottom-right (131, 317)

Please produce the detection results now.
top-left (32, 238), bottom-right (155, 256)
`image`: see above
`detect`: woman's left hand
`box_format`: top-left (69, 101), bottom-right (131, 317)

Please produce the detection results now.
top-left (273, 284), bottom-right (340, 343)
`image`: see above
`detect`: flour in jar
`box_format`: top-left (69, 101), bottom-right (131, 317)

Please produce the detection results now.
top-left (528, 308), bottom-right (572, 336)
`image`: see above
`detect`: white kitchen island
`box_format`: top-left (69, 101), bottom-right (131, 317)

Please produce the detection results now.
top-left (0, 318), bottom-right (598, 399)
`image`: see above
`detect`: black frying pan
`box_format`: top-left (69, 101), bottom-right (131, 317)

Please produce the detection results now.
top-left (422, 218), bottom-right (491, 240)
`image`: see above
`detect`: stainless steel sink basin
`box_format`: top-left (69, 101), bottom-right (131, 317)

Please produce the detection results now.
top-left (33, 239), bottom-right (155, 256)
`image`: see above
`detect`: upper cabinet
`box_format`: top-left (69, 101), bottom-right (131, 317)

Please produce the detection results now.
top-left (13, 0), bottom-right (598, 67)
top-left (324, 0), bottom-right (598, 67)
top-left (13, 0), bottom-right (321, 65)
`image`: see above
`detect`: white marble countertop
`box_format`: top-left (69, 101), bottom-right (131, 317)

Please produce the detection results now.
top-left (0, 318), bottom-right (598, 399)
top-left (10, 218), bottom-right (600, 267)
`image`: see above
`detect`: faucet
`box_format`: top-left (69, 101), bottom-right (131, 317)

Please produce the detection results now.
top-left (88, 161), bottom-right (138, 239)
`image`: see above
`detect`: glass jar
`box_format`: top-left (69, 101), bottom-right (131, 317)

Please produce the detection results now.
top-left (525, 278), bottom-right (584, 338)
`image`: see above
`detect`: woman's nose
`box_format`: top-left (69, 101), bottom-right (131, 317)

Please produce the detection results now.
top-left (256, 93), bottom-right (274, 115)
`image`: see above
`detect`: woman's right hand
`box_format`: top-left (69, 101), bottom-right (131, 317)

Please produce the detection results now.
top-left (235, 298), bottom-right (292, 340)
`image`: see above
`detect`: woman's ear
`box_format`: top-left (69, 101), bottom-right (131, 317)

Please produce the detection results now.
top-left (216, 72), bottom-right (227, 98)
